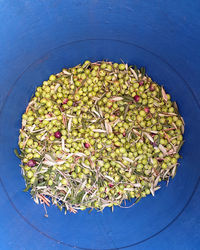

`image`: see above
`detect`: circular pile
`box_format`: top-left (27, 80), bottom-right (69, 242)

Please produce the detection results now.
top-left (17, 61), bottom-right (184, 213)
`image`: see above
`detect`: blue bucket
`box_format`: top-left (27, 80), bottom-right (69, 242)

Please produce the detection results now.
top-left (0, 1), bottom-right (200, 249)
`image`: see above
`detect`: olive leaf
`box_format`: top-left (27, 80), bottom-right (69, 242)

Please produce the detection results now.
top-left (140, 67), bottom-right (145, 77)
top-left (23, 185), bottom-right (31, 192)
top-left (14, 148), bottom-right (23, 159)
top-left (161, 86), bottom-right (168, 102)
top-left (134, 196), bottom-right (142, 204)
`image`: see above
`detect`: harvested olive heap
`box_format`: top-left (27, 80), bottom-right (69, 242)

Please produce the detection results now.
top-left (17, 60), bottom-right (184, 213)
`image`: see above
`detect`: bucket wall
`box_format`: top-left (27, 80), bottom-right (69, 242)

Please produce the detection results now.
top-left (0, 1), bottom-right (200, 250)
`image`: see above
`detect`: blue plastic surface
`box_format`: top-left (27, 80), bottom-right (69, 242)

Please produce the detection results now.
top-left (0, 1), bottom-right (200, 250)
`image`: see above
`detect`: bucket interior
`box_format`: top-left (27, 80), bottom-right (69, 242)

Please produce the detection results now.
top-left (0, 2), bottom-right (200, 250)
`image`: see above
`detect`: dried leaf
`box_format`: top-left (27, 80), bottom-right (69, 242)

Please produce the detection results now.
top-left (54, 83), bottom-right (60, 92)
top-left (44, 154), bottom-right (55, 162)
top-left (130, 68), bottom-right (138, 80)
top-left (41, 195), bottom-right (50, 203)
top-left (66, 114), bottom-right (75, 118)
top-left (90, 160), bottom-right (95, 169)
top-left (150, 185), bottom-right (155, 196)
top-left (93, 129), bottom-right (106, 133)
top-left (112, 118), bottom-right (121, 127)
top-left (172, 165), bottom-right (177, 178)
top-left (180, 116), bottom-right (185, 126)
top-left (177, 140), bottom-right (184, 152)
top-left (70, 75), bottom-right (74, 85)
top-left (133, 183), bottom-right (141, 188)
top-left (65, 153), bottom-right (74, 159)
top-left (158, 144), bottom-right (167, 156)
top-left (105, 175), bottom-right (115, 182)
top-left (173, 101), bottom-right (178, 112)
top-left (38, 194), bottom-right (50, 207)
top-left (98, 107), bottom-right (103, 118)
top-left (159, 113), bottom-right (177, 117)
top-left (163, 169), bottom-right (170, 179)
top-left (154, 175), bottom-right (160, 187)
top-left (154, 186), bottom-right (161, 191)
top-left (61, 138), bottom-right (65, 151)
top-left (167, 149), bottom-right (176, 155)
top-left (62, 69), bottom-right (71, 75)
top-left (74, 152), bottom-right (86, 157)
top-left (22, 119), bottom-right (27, 127)
top-left (81, 162), bottom-right (91, 170)
top-left (109, 96), bottom-right (124, 102)
top-left (62, 114), bottom-right (67, 127)
top-left (34, 195), bottom-right (39, 204)
top-left (40, 133), bottom-right (47, 141)
top-left (92, 97), bottom-right (100, 103)
top-left (25, 100), bottom-right (35, 113)
top-left (43, 154), bottom-right (65, 166)
top-left (92, 109), bottom-right (100, 117)
top-left (80, 180), bottom-right (87, 191)
top-left (42, 160), bottom-right (54, 166)
top-left (44, 117), bottom-right (57, 121)
top-left (122, 157), bottom-right (134, 163)
top-left (68, 118), bottom-right (72, 133)
top-left (143, 132), bottom-right (154, 143)
top-left (105, 120), bottom-right (112, 134)
top-left (181, 124), bottom-right (184, 134)
top-left (115, 161), bottom-right (127, 168)
top-left (161, 87), bottom-right (168, 102)
top-left (124, 188), bottom-right (135, 191)
top-left (150, 130), bottom-right (159, 134)
top-left (172, 122), bottom-right (177, 129)
top-left (132, 128), bottom-right (140, 137)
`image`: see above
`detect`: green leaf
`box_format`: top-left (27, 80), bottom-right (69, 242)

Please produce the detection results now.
top-left (30, 93), bottom-right (35, 100)
top-left (157, 86), bottom-right (162, 99)
top-left (135, 196), bottom-right (142, 204)
top-left (123, 104), bottom-right (129, 119)
top-left (76, 190), bottom-right (85, 203)
top-left (23, 185), bottom-right (31, 192)
top-left (134, 65), bottom-right (139, 74)
top-left (32, 178), bottom-right (39, 189)
top-left (177, 140), bottom-right (184, 152)
top-left (55, 174), bottom-right (60, 182)
top-left (88, 208), bottom-right (93, 214)
top-left (122, 95), bottom-right (134, 102)
top-left (131, 133), bottom-right (137, 140)
top-left (36, 163), bottom-right (43, 172)
top-left (155, 134), bottom-right (160, 145)
top-left (37, 181), bottom-right (46, 186)
top-left (32, 157), bottom-right (41, 161)
top-left (82, 118), bottom-right (87, 129)
top-left (14, 148), bottom-right (22, 159)
top-left (57, 203), bottom-right (63, 211)
top-left (140, 67), bottom-right (145, 77)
